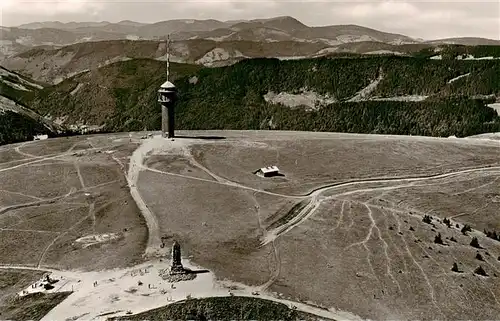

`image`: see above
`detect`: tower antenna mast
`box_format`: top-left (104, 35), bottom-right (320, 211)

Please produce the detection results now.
top-left (166, 34), bottom-right (170, 82)
top-left (158, 33), bottom-right (177, 139)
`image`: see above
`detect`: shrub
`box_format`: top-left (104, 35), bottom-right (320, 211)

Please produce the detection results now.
top-left (484, 229), bottom-right (500, 242)
top-left (476, 252), bottom-right (484, 261)
top-left (451, 262), bottom-right (461, 272)
top-left (423, 215), bottom-right (432, 224)
top-left (470, 237), bottom-right (481, 248)
top-left (461, 224), bottom-right (472, 235)
top-left (474, 266), bottom-right (488, 276)
top-left (434, 233), bottom-right (445, 245)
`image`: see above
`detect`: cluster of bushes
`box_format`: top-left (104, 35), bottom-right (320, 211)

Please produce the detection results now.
top-left (484, 229), bottom-right (500, 242)
top-left (422, 215), bottom-right (433, 224)
top-left (423, 213), bottom-right (495, 277)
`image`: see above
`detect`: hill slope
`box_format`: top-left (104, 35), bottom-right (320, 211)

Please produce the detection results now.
top-left (4, 39), bottom-right (500, 86)
top-left (0, 67), bottom-right (66, 145)
top-left (1, 39), bottom-right (330, 84)
top-left (108, 296), bottom-right (330, 321)
top-left (26, 56), bottom-right (500, 138)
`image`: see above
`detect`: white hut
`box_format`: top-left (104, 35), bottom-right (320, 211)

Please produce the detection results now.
top-left (255, 165), bottom-right (280, 177)
top-left (33, 134), bottom-right (48, 141)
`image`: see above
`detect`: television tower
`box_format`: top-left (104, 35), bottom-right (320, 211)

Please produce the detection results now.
top-left (157, 34), bottom-right (178, 138)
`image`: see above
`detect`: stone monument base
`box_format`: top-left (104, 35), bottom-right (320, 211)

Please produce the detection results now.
top-left (158, 268), bottom-right (196, 283)
top-left (169, 264), bottom-right (185, 275)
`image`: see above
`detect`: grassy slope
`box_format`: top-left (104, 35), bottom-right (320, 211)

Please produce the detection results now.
top-left (108, 296), bottom-right (332, 321)
top-left (28, 55), bottom-right (500, 137)
top-left (0, 292), bottom-right (72, 321)
top-left (0, 269), bottom-right (71, 321)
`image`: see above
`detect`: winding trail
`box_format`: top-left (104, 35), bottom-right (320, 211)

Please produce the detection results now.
top-left (37, 213), bottom-right (92, 268)
top-left (128, 135), bottom-right (500, 254)
top-left (14, 141), bottom-right (39, 158)
top-left (264, 166), bottom-right (500, 243)
top-left (0, 144), bottom-right (116, 173)
top-left (126, 138), bottom-right (163, 257)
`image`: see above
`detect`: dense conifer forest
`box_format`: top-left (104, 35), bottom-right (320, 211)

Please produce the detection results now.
top-left (2, 52), bottom-right (500, 144)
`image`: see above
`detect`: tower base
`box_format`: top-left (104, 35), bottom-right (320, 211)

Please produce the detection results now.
top-left (169, 264), bottom-right (185, 275)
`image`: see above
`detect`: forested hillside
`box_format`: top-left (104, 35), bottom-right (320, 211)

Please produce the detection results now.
top-left (0, 110), bottom-right (53, 145)
top-left (16, 55), bottom-right (500, 138)
top-left (0, 67), bottom-right (63, 145)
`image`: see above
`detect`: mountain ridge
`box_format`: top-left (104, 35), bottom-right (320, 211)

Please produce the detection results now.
top-left (4, 16), bottom-right (498, 61)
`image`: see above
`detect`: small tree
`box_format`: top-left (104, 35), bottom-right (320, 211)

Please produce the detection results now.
top-left (443, 218), bottom-right (452, 228)
top-left (434, 233), bottom-right (444, 245)
top-left (461, 224), bottom-right (472, 235)
top-left (470, 237), bottom-right (481, 248)
top-left (474, 265), bottom-right (488, 276)
top-left (476, 252), bottom-right (484, 261)
top-left (451, 262), bottom-right (460, 273)
top-left (423, 215), bottom-right (432, 224)
top-left (450, 236), bottom-right (457, 242)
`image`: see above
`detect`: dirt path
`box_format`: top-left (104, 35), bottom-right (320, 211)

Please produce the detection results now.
top-left (75, 162), bottom-right (86, 190)
top-left (37, 214), bottom-right (91, 268)
top-left (0, 189), bottom-right (42, 201)
top-left (303, 165), bottom-right (500, 197)
top-left (126, 137), bottom-right (168, 257)
top-left (14, 141), bottom-right (40, 158)
top-left (0, 144), bottom-right (116, 173)
top-left (262, 166), bottom-right (500, 244)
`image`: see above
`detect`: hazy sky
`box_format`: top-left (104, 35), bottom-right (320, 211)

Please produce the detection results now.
top-left (1, 0), bottom-right (499, 40)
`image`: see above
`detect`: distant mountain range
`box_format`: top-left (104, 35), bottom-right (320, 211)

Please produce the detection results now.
top-left (2, 16), bottom-right (499, 59)
top-left (0, 16), bottom-right (499, 86)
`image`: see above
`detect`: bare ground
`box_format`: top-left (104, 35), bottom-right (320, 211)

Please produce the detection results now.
top-left (133, 131), bottom-right (500, 320)
top-left (1, 130), bottom-right (499, 321)
top-left (138, 171), bottom-right (273, 286)
top-left (0, 134), bottom-right (148, 271)
top-left (190, 133), bottom-right (499, 195)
